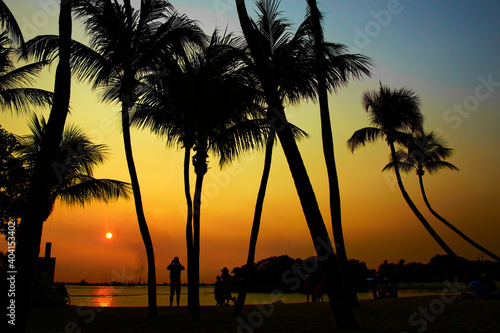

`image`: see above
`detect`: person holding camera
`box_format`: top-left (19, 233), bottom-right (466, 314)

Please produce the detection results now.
top-left (167, 257), bottom-right (185, 307)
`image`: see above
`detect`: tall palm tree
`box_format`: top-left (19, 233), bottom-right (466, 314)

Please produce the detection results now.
top-left (15, 2), bottom-right (72, 332)
top-left (133, 30), bottom-right (266, 319)
top-left (347, 84), bottom-right (458, 258)
top-left (0, 0), bottom-right (25, 46)
top-left (0, 31), bottom-right (52, 114)
top-left (22, 0), bottom-right (206, 316)
top-left (235, 0), bottom-right (358, 329)
top-left (234, 1), bottom-right (322, 316)
top-left (384, 131), bottom-right (500, 262)
top-left (306, 0), bottom-right (373, 308)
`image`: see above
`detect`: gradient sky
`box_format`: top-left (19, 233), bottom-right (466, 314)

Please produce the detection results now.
top-left (1, 0), bottom-right (499, 284)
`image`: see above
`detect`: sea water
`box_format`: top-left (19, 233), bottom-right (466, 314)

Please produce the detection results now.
top-left (66, 285), bottom-right (446, 307)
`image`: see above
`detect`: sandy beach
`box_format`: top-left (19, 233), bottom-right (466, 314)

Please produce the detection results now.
top-left (26, 296), bottom-right (500, 332)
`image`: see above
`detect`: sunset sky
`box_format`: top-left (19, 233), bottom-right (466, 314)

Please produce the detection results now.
top-left (1, 0), bottom-right (499, 285)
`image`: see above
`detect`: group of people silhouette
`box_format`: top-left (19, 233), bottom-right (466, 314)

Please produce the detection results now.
top-left (167, 258), bottom-right (236, 307)
top-left (305, 272), bottom-right (324, 303)
top-left (214, 267), bottom-right (235, 305)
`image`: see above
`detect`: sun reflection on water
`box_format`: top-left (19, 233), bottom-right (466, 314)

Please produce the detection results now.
top-left (90, 286), bottom-right (116, 307)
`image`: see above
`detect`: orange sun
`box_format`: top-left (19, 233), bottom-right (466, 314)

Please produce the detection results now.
top-left (106, 232), bottom-right (113, 239)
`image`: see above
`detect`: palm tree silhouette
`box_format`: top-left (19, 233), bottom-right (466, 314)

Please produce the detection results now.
top-left (15, 115), bottom-right (131, 212)
top-left (384, 131), bottom-right (500, 262)
top-left (16, 2), bottom-right (72, 331)
top-left (234, 1), bottom-right (337, 316)
top-left (0, 31), bottom-right (52, 114)
top-left (23, 0), bottom-right (205, 316)
top-left (133, 30), bottom-right (266, 319)
top-left (306, 0), bottom-right (373, 308)
top-left (235, 0), bottom-right (358, 329)
top-left (347, 84), bottom-right (457, 258)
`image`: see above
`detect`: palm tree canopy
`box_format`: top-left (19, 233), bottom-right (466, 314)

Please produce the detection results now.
top-left (383, 131), bottom-right (459, 176)
top-left (15, 115), bottom-right (131, 209)
top-left (133, 30), bottom-right (270, 167)
top-left (0, 31), bottom-right (52, 113)
top-left (253, 0), bottom-right (373, 105)
top-left (347, 84), bottom-right (423, 152)
top-left (21, 0), bottom-right (205, 105)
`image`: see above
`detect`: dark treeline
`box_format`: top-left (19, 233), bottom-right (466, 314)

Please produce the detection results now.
top-left (229, 254), bottom-right (500, 293)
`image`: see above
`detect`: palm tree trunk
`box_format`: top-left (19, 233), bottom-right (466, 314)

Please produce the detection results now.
top-left (15, 2), bottom-right (72, 332)
top-left (191, 160), bottom-right (206, 320)
top-left (235, 0), bottom-right (358, 329)
top-left (389, 142), bottom-right (457, 258)
top-left (276, 110), bottom-right (358, 329)
top-left (418, 174), bottom-right (500, 262)
top-left (184, 146), bottom-right (195, 313)
top-left (121, 101), bottom-right (157, 317)
top-left (307, 0), bottom-right (360, 308)
top-left (233, 130), bottom-right (275, 317)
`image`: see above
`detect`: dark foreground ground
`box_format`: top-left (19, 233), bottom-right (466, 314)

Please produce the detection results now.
top-left (26, 296), bottom-right (500, 333)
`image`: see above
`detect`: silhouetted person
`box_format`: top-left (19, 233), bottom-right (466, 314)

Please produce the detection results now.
top-left (167, 257), bottom-right (184, 307)
top-left (214, 275), bottom-right (224, 305)
top-left (314, 282), bottom-right (324, 302)
top-left (305, 272), bottom-right (316, 302)
top-left (221, 267), bottom-right (232, 305)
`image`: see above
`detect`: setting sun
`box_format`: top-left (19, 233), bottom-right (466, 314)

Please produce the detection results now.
top-left (106, 232), bottom-right (113, 239)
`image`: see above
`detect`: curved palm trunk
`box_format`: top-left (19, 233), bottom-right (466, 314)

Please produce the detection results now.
top-left (235, 2), bottom-right (358, 329)
top-left (418, 174), bottom-right (500, 262)
top-left (191, 148), bottom-right (208, 320)
top-left (15, 2), bottom-right (72, 332)
top-left (307, 0), bottom-right (359, 308)
top-left (389, 142), bottom-right (457, 258)
top-left (233, 130), bottom-right (275, 317)
top-left (121, 101), bottom-right (157, 317)
top-left (184, 146), bottom-right (195, 313)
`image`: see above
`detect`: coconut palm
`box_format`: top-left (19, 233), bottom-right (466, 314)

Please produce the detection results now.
top-left (22, 0), bottom-right (205, 316)
top-left (234, 1), bottom-right (331, 315)
top-left (133, 30), bottom-right (266, 319)
top-left (15, 2), bottom-right (72, 331)
top-left (347, 84), bottom-right (458, 258)
top-left (0, 30), bottom-right (52, 114)
top-left (384, 131), bottom-right (500, 262)
top-left (0, 0), bottom-right (25, 46)
top-left (306, 0), bottom-right (373, 308)
top-left (235, 0), bottom-right (358, 329)
top-left (15, 115), bottom-right (131, 211)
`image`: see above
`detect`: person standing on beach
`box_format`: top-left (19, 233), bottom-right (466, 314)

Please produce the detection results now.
top-left (221, 267), bottom-right (232, 305)
top-left (167, 257), bottom-right (185, 307)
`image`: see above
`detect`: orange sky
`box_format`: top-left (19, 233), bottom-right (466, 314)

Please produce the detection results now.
top-left (1, 1), bottom-right (500, 284)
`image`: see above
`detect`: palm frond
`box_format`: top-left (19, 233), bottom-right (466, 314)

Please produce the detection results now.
top-left (424, 160), bottom-right (459, 175)
top-left (0, 60), bottom-right (50, 89)
top-left (55, 176), bottom-right (131, 207)
top-left (0, 1), bottom-right (24, 45)
top-left (382, 150), bottom-right (414, 174)
top-left (255, 0), bottom-right (292, 55)
top-left (213, 118), bottom-right (268, 167)
top-left (347, 127), bottom-right (383, 152)
top-left (0, 88), bottom-right (53, 113)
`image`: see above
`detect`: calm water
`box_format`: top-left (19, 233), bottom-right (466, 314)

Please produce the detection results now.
top-left (66, 285), bottom-right (447, 307)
